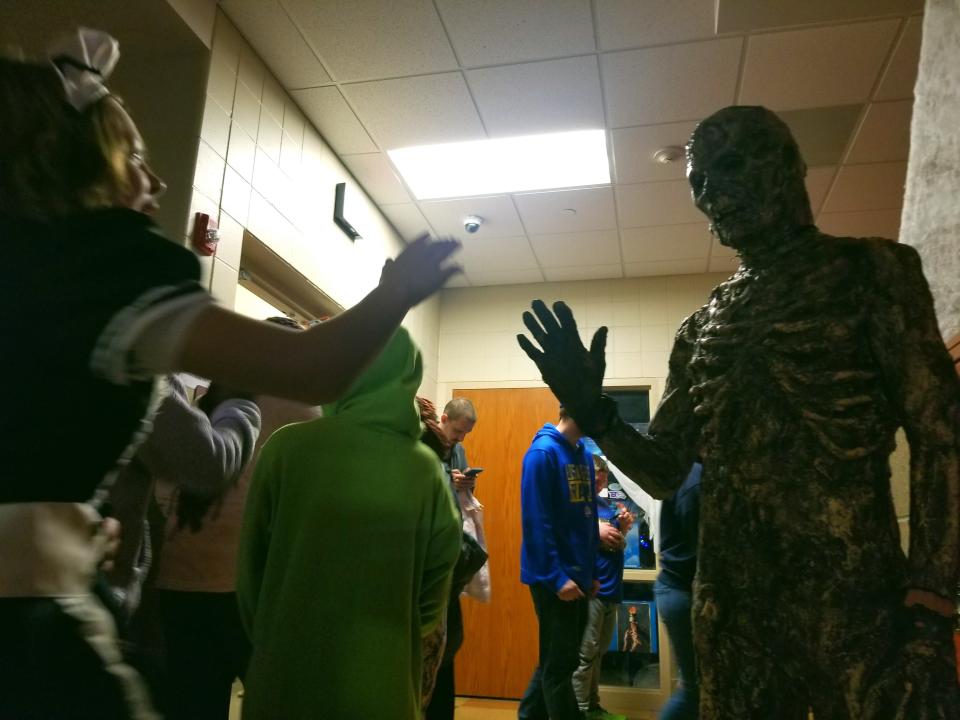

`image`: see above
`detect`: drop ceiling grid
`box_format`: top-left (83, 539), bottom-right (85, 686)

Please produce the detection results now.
top-left (220, 1), bottom-right (924, 286)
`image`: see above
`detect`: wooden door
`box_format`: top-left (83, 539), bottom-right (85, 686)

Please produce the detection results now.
top-left (453, 387), bottom-right (561, 699)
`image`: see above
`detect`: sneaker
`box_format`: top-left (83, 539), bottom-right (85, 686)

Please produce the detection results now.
top-left (586, 707), bottom-right (627, 720)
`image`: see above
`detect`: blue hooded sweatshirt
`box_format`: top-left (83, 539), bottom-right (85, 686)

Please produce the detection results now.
top-left (520, 424), bottom-right (599, 593)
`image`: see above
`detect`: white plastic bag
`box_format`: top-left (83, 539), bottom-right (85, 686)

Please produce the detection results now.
top-left (458, 489), bottom-right (491, 603)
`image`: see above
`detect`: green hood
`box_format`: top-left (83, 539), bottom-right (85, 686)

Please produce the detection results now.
top-left (322, 327), bottom-right (423, 440)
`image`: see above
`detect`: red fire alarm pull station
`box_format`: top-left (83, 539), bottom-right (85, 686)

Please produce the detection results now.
top-left (191, 212), bottom-right (220, 256)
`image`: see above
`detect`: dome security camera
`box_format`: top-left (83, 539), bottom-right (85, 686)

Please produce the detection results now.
top-left (463, 215), bottom-right (483, 234)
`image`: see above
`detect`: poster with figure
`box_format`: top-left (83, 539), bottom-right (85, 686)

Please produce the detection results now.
top-left (617, 601), bottom-right (658, 654)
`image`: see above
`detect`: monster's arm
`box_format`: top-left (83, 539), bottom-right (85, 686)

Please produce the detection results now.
top-left (869, 242), bottom-right (960, 601)
top-left (598, 319), bottom-right (701, 500)
top-left (518, 300), bottom-right (700, 500)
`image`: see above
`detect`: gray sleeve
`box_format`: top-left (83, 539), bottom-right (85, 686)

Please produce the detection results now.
top-left (136, 378), bottom-right (262, 496)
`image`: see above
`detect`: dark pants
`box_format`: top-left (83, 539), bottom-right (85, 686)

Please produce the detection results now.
top-left (159, 591), bottom-right (250, 720)
top-left (426, 660), bottom-right (456, 720)
top-left (654, 580), bottom-right (698, 720)
top-left (518, 583), bottom-right (588, 720)
top-left (0, 595), bottom-right (158, 719)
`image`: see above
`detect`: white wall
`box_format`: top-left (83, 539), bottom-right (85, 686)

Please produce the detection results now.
top-left (900, 0), bottom-right (960, 341)
top-left (190, 11), bottom-right (440, 398)
top-left (436, 273), bottom-right (731, 408)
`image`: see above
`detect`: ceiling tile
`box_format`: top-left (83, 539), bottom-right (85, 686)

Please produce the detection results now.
top-left (612, 121), bottom-right (698, 184)
top-left (282, 0), bottom-right (457, 82)
top-left (530, 230), bottom-right (622, 268)
top-left (739, 20), bottom-right (900, 110)
top-left (467, 56), bottom-right (604, 137)
top-left (596, 0), bottom-right (718, 51)
top-left (602, 38), bottom-right (742, 127)
top-left (380, 203), bottom-right (434, 241)
top-left (457, 235), bottom-right (540, 274)
top-left (778, 105), bottom-right (863, 167)
top-left (467, 268), bottom-right (544, 286)
top-left (717, 0), bottom-right (923, 33)
top-left (221, 0), bottom-right (331, 89)
top-left (616, 180), bottom-right (703, 228)
top-left (624, 259), bottom-right (707, 277)
top-left (342, 73), bottom-right (486, 149)
top-left (846, 100), bottom-right (913, 164)
top-left (875, 16), bottom-right (923, 100)
top-left (821, 161), bottom-right (908, 213)
top-left (420, 195), bottom-right (524, 238)
top-left (290, 86), bottom-right (378, 155)
top-left (621, 224), bottom-right (711, 263)
top-left (806, 166), bottom-right (838, 214)
top-left (544, 265), bottom-right (624, 282)
top-left (341, 153), bottom-right (412, 205)
top-left (818, 209), bottom-right (901, 239)
top-left (708, 255), bottom-right (741, 273)
top-left (514, 187), bottom-right (617, 234)
top-left (437, 0), bottom-right (595, 66)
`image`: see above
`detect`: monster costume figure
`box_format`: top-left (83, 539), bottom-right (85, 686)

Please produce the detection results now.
top-left (518, 106), bottom-right (960, 719)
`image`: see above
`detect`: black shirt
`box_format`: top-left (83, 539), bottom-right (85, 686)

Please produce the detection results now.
top-left (1, 208), bottom-right (207, 503)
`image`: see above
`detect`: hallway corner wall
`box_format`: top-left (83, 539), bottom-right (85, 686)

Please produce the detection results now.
top-left (188, 10), bottom-right (440, 399)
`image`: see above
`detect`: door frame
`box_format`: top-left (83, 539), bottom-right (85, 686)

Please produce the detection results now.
top-left (443, 377), bottom-right (677, 713)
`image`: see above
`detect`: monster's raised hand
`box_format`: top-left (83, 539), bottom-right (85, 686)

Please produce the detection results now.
top-left (517, 300), bottom-right (611, 435)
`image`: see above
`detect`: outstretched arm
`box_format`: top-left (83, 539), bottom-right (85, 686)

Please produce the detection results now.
top-left (517, 300), bottom-right (699, 499)
top-left (140, 235), bottom-right (460, 406)
top-left (869, 242), bottom-right (960, 608)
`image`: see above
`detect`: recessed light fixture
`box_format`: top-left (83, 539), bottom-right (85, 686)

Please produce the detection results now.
top-left (388, 129), bottom-right (610, 200)
top-left (652, 145), bottom-right (684, 164)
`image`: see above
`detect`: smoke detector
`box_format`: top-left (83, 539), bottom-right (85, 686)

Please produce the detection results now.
top-left (651, 145), bottom-right (684, 165)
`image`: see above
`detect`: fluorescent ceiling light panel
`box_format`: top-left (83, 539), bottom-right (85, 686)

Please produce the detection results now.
top-left (388, 129), bottom-right (610, 200)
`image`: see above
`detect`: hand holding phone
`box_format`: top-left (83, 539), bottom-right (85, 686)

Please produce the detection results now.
top-left (464, 467), bottom-right (483, 477)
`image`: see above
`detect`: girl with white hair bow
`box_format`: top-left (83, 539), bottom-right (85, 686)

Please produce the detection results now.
top-left (0, 27), bottom-right (460, 719)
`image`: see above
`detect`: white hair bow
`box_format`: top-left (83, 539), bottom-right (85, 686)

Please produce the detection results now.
top-left (48, 27), bottom-right (120, 112)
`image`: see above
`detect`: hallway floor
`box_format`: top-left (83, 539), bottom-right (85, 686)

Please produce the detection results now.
top-left (229, 690), bottom-right (657, 719)
top-left (454, 697), bottom-right (657, 719)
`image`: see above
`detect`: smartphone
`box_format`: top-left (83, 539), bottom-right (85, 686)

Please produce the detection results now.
top-left (463, 467), bottom-right (484, 477)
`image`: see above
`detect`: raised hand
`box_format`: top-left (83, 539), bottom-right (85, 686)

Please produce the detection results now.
top-left (380, 233), bottom-right (462, 308)
top-left (516, 300), bottom-right (609, 430)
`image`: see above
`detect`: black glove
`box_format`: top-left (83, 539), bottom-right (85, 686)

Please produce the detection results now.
top-left (516, 300), bottom-right (615, 437)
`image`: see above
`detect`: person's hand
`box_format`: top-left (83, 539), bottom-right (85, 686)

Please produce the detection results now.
top-left (516, 300), bottom-right (609, 434)
top-left (379, 234), bottom-right (462, 308)
top-left (903, 588), bottom-right (956, 618)
top-left (617, 510), bottom-right (636, 536)
top-left (99, 517), bottom-right (122, 573)
top-left (557, 579), bottom-right (585, 601)
top-left (451, 469), bottom-right (475, 492)
top-left (591, 579), bottom-right (601, 598)
top-left (599, 521), bottom-right (624, 551)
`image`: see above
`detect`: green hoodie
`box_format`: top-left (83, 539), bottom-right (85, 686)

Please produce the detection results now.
top-left (237, 328), bottom-right (461, 719)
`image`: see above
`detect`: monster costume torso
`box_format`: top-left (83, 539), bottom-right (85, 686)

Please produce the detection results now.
top-left (688, 232), bottom-right (905, 599)
top-left (596, 231), bottom-right (960, 717)
top-left (601, 230), bottom-right (959, 605)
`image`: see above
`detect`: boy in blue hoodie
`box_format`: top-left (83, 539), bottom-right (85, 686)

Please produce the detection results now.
top-left (519, 407), bottom-right (600, 720)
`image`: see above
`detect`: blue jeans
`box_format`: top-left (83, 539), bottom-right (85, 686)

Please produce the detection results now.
top-left (654, 580), bottom-right (699, 720)
top-left (518, 583), bottom-right (588, 720)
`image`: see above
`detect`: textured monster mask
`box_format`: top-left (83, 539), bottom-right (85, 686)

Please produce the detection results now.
top-left (686, 106), bottom-right (814, 256)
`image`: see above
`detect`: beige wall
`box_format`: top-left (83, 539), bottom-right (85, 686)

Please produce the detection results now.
top-left (900, 0), bottom-right (960, 341)
top-left (190, 11), bottom-right (440, 398)
top-left (436, 273), bottom-right (729, 407)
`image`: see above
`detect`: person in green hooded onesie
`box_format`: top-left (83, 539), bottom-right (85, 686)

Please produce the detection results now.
top-left (236, 327), bottom-right (461, 719)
